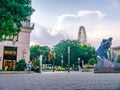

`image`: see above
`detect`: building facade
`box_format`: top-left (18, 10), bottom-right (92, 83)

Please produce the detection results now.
top-left (0, 22), bottom-right (33, 70)
top-left (112, 46), bottom-right (120, 61)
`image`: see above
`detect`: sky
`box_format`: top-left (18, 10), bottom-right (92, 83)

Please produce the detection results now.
top-left (30, 0), bottom-right (120, 48)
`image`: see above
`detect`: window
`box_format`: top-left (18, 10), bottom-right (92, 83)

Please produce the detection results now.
top-left (3, 35), bottom-right (18, 41)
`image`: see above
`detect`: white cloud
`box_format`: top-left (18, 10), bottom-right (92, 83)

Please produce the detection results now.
top-left (52, 10), bottom-right (106, 40)
top-left (54, 10), bottom-right (106, 33)
top-left (87, 22), bottom-right (120, 48)
top-left (30, 24), bottom-right (71, 46)
top-left (31, 10), bottom-right (120, 48)
top-left (57, 14), bottom-right (77, 23)
top-left (52, 14), bottom-right (77, 34)
top-left (78, 10), bottom-right (106, 18)
top-left (54, 10), bottom-right (106, 30)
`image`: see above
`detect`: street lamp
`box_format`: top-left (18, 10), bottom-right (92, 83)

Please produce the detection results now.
top-left (78, 58), bottom-right (80, 71)
top-left (53, 52), bottom-right (56, 72)
top-left (39, 55), bottom-right (42, 73)
top-left (82, 60), bottom-right (84, 68)
top-left (68, 46), bottom-right (70, 73)
top-left (61, 54), bottom-right (63, 67)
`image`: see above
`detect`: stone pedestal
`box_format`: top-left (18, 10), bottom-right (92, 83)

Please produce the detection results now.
top-left (95, 59), bottom-right (120, 73)
top-left (94, 67), bottom-right (120, 73)
top-left (94, 67), bottom-right (114, 73)
top-left (115, 68), bottom-right (120, 72)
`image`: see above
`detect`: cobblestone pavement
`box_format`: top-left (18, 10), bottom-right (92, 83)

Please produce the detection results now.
top-left (0, 72), bottom-right (120, 90)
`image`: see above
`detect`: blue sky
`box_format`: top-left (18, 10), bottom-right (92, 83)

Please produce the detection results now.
top-left (31, 0), bottom-right (120, 48)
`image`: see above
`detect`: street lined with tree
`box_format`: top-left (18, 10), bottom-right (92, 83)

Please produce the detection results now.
top-left (30, 40), bottom-right (97, 71)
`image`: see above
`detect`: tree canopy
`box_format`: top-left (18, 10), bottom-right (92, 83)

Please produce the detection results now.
top-left (0, 0), bottom-right (35, 40)
top-left (30, 44), bottom-right (50, 64)
top-left (54, 40), bottom-right (96, 67)
top-left (30, 40), bottom-right (97, 67)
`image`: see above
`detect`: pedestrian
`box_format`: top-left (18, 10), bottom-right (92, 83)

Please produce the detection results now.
top-left (27, 61), bottom-right (33, 71)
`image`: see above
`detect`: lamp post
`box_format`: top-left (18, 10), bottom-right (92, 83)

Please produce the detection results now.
top-left (53, 52), bottom-right (56, 72)
top-left (39, 55), bottom-right (42, 73)
top-left (68, 46), bottom-right (70, 73)
top-left (82, 60), bottom-right (84, 68)
top-left (61, 54), bottom-right (63, 67)
top-left (78, 58), bottom-right (80, 71)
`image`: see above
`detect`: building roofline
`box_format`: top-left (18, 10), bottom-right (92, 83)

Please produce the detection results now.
top-left (111, 46), bottom-right (120, 50)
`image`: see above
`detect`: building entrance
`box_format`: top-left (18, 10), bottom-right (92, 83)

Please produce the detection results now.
top-left (3, 46), bottom-right (17, 70)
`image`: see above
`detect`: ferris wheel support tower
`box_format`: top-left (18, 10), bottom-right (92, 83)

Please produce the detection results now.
top-left (78, 26), bottom-right (87, 44)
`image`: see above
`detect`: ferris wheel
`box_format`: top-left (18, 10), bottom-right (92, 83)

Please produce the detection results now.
top-left (78, 26), bottom-right (87, 44)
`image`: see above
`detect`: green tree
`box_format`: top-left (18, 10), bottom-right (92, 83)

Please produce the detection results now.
top-left (54, 40), bottom-right (96, 67)
top-left (54, 40), bottom-right (81, 67)
top-left (116, 55), bottom-right (120, 63)
top-left (81, 44), bottom-right (96, 64)
top-left (30, 44), bottom-right (50, 64)
top-left (0, 0), bottom-right (35, 40)
top-left (39, 46), bottom-right (51, 64)
top-left (32, 59), bottom-right (40, 72)
top-left (30, 45), bottom-right (41, 60)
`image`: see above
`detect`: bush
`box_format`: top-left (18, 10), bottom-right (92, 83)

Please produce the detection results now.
top-left (42, 67), bottom-right (52, 70)
top-left (84, 64), bottom-right (95, 69)
top-left (55, 66), bottom-right (65, 71)
top-left (32, 60), bottom-right (40, 72)
top-left (15, 59), bottom-right (26, 71)
top-left (116, 55), bottom-right (120, 63)
top-left (88, 58), bottom-right (97, 65)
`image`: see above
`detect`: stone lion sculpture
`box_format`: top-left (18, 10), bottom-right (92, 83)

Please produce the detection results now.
top-left (96, 37), bottom-right (113, 59)
top-left (96, 37), bottom-right (113, 67)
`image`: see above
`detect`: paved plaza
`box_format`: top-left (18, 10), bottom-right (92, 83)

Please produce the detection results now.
top-left (0, 72), bottom-right (120, 90)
